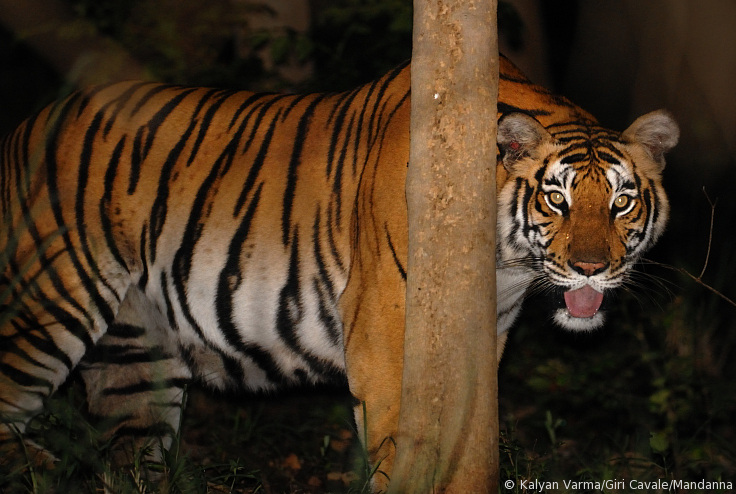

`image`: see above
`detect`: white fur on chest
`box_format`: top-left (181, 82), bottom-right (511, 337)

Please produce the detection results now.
top-left (496, 266), bottom-right (534, 336)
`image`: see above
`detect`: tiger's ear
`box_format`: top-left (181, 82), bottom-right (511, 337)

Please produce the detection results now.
top-left (497, 112), bottom-right (552, 172)
top-left (621, 110), bottom-right (679, 168)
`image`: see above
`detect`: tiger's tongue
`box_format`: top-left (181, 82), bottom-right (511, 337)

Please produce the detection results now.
top-left (564, 285), bottom-right (604, 318)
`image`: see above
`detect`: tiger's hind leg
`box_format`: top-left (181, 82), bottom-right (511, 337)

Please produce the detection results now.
top-left (78, 286), bottom-right (192, 474)
top-left (0, 273), bottom-right (125, 474)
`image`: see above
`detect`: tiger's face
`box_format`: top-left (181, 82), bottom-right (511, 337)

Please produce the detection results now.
top-left (497, 111), bottom-right (679, 331)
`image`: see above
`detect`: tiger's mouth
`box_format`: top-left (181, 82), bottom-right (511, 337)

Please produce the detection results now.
top-left (563, 285), bottom-right (604, 318)
top-left (553, 284), bottom-right (606, 331)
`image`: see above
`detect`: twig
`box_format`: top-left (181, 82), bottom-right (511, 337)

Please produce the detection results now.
top-left (643, 188), bottom-right (736, 308)
top-left (644, 258), bottom-right (736, 308)
top-left (698, 187), bottom-right (717, 279)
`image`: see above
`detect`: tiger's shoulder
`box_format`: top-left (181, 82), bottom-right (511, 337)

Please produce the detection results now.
top-left (387, 55), bottom-right (596, 126)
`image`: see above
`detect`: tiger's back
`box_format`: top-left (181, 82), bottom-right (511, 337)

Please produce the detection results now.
top-left (0, 57), bottom-right (677, 488)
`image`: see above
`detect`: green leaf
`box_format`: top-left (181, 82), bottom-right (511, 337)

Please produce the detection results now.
top-left (649, 431), bottom-right (669, 453)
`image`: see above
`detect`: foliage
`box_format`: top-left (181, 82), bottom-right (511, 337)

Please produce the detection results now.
top-left (2, 384), bottom-right (364, 493)
top-left (62, 0), bottom-right (272, 88)
top-left (308, 0), bottom-right (412, 91)
top-left (59, 0), bottom-right (413, 91)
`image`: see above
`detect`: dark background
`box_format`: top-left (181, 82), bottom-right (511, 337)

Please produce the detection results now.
top-left (1, 0), bottom-right (734, 492)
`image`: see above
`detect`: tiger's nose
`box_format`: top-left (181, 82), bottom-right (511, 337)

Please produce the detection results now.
top-left (570, 261), bottom-right (608, 276)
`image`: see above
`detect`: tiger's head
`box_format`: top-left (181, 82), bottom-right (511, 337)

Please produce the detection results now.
top-left (497, 111), bottom-right (679, 331)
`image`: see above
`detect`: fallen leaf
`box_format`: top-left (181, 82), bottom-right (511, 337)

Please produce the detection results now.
top-left (281, 453), bottom-right (301, 471)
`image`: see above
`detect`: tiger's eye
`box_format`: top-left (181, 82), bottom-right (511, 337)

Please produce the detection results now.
top-left (548, 192), bottom-right (565, 205)
top-left (614, 195), bottom-right (629, 209)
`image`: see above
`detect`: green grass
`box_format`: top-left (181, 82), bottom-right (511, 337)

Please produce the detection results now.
top-left (2, 383), bottom-right (366, 493)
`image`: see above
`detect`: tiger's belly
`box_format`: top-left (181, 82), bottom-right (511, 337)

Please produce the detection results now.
top-left (140, 240), bottom-right (349, 392)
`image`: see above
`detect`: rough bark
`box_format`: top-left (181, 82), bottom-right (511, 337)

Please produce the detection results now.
top-left (389, 0), bottom-right (499, 492)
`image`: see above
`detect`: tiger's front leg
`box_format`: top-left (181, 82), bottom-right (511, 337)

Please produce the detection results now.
top-left (340, 170), bottom-right (409, 490)
top-left (78, 286), bottom-right (192, 472)
top-left (341, 254), bottom-right (406, 491)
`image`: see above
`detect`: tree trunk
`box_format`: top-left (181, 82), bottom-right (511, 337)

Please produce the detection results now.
top-left (389, 0), bottom-right (499, 491)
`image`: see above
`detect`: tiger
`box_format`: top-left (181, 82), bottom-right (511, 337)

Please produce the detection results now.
top-left (0, 55), bottom-right (677, 489)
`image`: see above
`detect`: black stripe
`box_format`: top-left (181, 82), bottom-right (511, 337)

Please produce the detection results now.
top-left (354, 85), bottom-right (410, 259)
top-left (123, 86), bottom-right (197, 196)
top-left (276, 228), bottom-right (307, 374)
top-left (219, 351), bottom-right (246, 385)
top-left (282, 94), bottom-right (330, 245)
top-left (278, 228), bottom-right (341, 379)
top-left (3, 114), bottom-right (39, 270)
top-left (374, 87), bottom-right (410, 153)
top-left (75, 110), bottom-right (123, 307)
top-left (385, 223), bottom-right (406, 281)
top-left (107, 323), bottom-right (147, 339)
top-left (186, 89), bottom-right (236, 167)
top-left (233, 109), bottom-right (282, 217)
top-left (313, 278), bottom-right (342, 347)
top-left (326, 90), bottom-right (363, 229)
top-left (1, 335), bottom-right (55, 373)
top-left (101, 377), bottom-right (189, 396)
top-left (128, 126), bottom-right (145, 194)
top-left (160, 270), bottom-right (177, 330)
top-left (44, 94), bottom-right (114, 326)
top-left (84, 345), bottom-right (170, 365)
top-left (508, 177), bottom-right (524, 242)
top-left (148, 108), bottom-right (200, 264)
top-left (216, 184), bottom-right (287, 383)
top-left (227, 92), bottom-right (274, 132)
top-left (281, 93), bottom-right (313, 121)
top-left (331, 106), bottom-right (359, 228)
top-left (350, 78), bottom-right (379, 177)
top-left (101, 81), bottom-right (154, 137)
top-left (326, 88), bottom-right (361, 177)
top-left (311, 208), bottom-right (336, 302)
top-left (100, 137), bottom-right (130, 275)
top-left (239, 94), bottom-right (291, 156)
top-left (520, 182), bottom-right (537, 239)
top-left (560, 152), bottom-right (589, 165)
top-left (596, 151), bottom-right (621, 165)
top-left (138, 226), bottom-right (149, 289)
top-left (45, 300), bottom-right (94, 351)
top-left (325, 204), bottom-right (346, 273)
top-left (643, 186), bottom-right (655, 234)
top-left (179, 344), bottom-right (245, 386)
top-left (10, 327), bottom-right (74, 370)
top-left (0, 362), bottom-right (53, 391)
top-left (131, 85), bottom-right (180, 121)
top-left (592, 141), bottom-right (625, 161)
top-left (312, 208), bottom-right (341, 346)
top-left (546, 120), bottom-right (595, 134)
